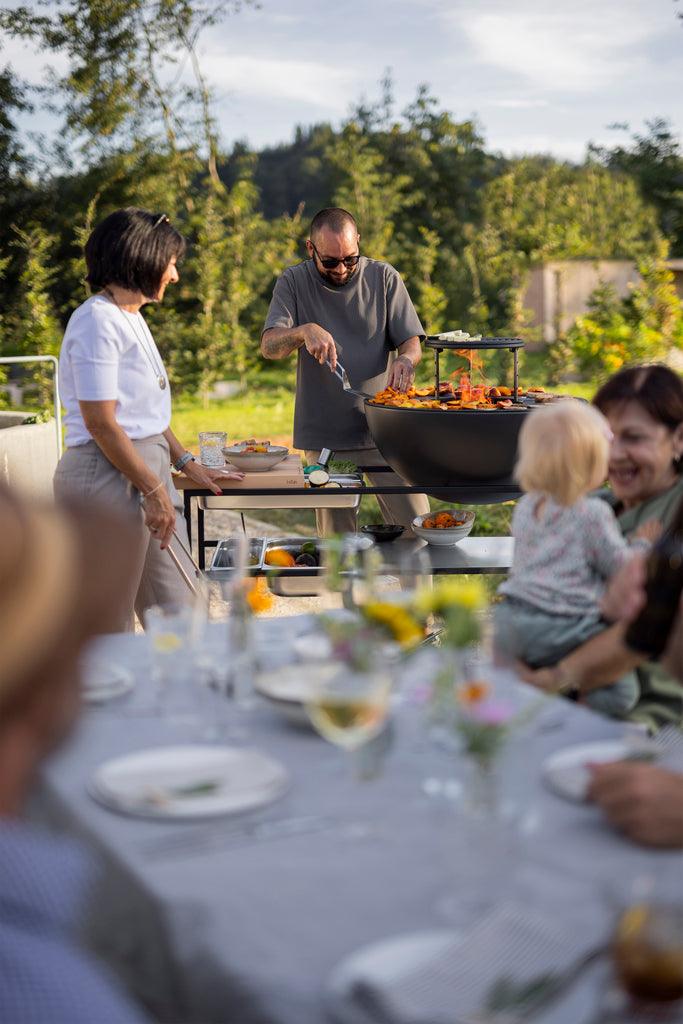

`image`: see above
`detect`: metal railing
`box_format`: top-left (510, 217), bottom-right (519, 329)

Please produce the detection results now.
top-left (0, 355), bottom-right (62, 457)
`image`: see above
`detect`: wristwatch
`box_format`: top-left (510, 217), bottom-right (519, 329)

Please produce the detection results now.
top-left (173, 451), bottom-right (195, 472)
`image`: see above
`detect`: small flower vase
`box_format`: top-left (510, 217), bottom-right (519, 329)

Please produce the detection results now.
top-left (462, 752), bottom-right (500, 820)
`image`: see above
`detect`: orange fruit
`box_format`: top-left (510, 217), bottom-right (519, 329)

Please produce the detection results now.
top-left (264, 548), bottom-right (296, 568)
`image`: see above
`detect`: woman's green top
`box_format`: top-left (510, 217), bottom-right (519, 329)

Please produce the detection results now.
top-left (600, 475), bottom-right (683, 731)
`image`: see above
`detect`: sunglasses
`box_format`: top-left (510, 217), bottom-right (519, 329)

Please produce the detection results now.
top-left (310, 241), bottom-right (360, 270)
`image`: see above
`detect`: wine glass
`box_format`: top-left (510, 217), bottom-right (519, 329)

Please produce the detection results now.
top-left (305, 658), bottom-right (392, 783)
top-left (363, 540), bottom-right (432, 606)
top-left (320, 533), bottom-right (375, 610)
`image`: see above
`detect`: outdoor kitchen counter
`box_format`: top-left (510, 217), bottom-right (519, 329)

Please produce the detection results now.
top-left (175, 469), bottom-right (518, 572)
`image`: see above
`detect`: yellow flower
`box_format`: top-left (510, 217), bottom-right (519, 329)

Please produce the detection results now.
top-left (362, 601), bottom-right (424, 647)
top-left (244, 577), bottom-right (274, 615)
top-left (413, 577), bottom-right (486, 616)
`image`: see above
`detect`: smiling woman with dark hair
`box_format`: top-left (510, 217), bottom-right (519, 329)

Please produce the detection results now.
top-left (520, 363), bottom-right (683, 730)
top-left (54, 207), bottom-right (243, 630)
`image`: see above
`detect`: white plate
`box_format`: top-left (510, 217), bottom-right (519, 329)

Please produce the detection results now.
top-left (254, 662), bottom-right (341, 727)
top-left (542, 740), bottom-right (656, 803)
top-left (326, 930), bottom-right (456, 1024)
top-left (89, 745), bottom-right (289, 819)
top-left (81, 660), bottom-right (134, 703)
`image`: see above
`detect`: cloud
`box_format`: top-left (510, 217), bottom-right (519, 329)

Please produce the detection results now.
top-left (200, 52), bottom-right (354, 113)
top-left (488, 98), bottom-right (551, 110)
top-left (0, 37), bottom-right (69, 83)
top-left (454, 1), bottom-right (656, 94)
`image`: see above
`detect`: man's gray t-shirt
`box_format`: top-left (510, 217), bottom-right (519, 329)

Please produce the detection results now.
top-left (262, 257), bottom-right (424, 450)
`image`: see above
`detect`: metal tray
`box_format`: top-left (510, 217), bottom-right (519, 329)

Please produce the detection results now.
top-left (209, 537), bottom-right (266, 573)
top-left (262, 537), bottom-right (324, 597)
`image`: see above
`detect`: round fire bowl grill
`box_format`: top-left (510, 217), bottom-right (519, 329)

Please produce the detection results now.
top-left (364, 402), bottom-right (525, 503)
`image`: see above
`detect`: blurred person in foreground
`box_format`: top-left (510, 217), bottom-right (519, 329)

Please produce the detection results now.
top-left (586, 541), bottom-right (683, 849)
top-left (0, 486), bottom-right (149, 1022)
top-left (54, 207), bottom-right (242, 631)
top-left (261, 206), bottom-right (430, 535)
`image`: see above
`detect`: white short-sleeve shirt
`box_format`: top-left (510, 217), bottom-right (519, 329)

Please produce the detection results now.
top-left (59, 295), bottom-right (172, 447)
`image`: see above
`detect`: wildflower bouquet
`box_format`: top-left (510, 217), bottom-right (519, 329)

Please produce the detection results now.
top-left (454, 680), bottom-right (516, 771)
top-left (320, 599), bottom-right (424, 672)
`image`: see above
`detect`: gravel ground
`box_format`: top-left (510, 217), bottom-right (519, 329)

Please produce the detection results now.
top-left (130, 509), bottom-right (342, 630)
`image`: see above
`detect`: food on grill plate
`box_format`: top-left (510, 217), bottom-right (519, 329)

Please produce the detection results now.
top-left (369, 382), bottom-right (549, 410)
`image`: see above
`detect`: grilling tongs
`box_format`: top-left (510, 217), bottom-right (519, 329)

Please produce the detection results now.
top-left (325, 359), bottom-right (373, 401)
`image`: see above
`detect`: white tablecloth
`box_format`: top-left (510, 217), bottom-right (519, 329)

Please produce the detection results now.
top-left (31, 623), bottom-right (683, 1024)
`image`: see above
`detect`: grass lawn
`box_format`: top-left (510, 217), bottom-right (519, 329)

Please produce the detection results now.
top-left (171, 365), bottom-right (597, 537)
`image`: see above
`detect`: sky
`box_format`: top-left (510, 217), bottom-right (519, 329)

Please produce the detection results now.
top-left (2, 0), bottom-right (682, 161)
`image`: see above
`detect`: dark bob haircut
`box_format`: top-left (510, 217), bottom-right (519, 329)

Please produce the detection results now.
top-left (85, 208), bottom-right (186, 298)
top-left (593, 364), bottom-right (683, 435)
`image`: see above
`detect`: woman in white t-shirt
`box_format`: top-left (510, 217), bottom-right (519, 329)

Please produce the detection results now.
top-left (54, 208), bottom-right (242, 629)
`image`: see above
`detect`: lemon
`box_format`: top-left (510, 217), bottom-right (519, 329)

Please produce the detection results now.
top-left (153, 632), bottom-right (183, 653)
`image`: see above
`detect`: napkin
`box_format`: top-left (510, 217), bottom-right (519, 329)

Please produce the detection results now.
top-left (654, 725), bottom-right (683, 771)
top-left (341, 903), bottom-right (600, 1024)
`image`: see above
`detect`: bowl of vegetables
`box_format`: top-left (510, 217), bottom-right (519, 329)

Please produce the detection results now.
top-left (411, 509), bottom-right (475, 546)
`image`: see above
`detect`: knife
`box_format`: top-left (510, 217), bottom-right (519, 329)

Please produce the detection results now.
top-left (138, 814), bottom-right (336, 861)
top-left (325, 359), bottom-right (374, 400)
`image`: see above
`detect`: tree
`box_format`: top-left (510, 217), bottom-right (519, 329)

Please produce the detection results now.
top-left (589, 119), bottom-right (683, 256)
top-left (4, 225), bottom-right (62, 406)
top-left (568, 242), bottom-right (683, 378)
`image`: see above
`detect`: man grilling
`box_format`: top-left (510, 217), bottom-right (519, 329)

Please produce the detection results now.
top-left (261, 207), bottom-right (429, 535)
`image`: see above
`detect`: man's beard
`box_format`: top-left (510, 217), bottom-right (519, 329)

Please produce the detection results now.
top-left (316, 264), bottom-right (358, 288)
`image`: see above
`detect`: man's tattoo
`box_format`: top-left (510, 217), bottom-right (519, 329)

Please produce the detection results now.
top-left (262, 332), bottom-right (299, 359)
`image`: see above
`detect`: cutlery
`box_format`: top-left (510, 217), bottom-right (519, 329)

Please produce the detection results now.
top-left (138, 814), bottom-right (336, 860)
top-left (463, 945), bottom-right (605, 1023)
top-left (325, 359), bottom-right (374, 400)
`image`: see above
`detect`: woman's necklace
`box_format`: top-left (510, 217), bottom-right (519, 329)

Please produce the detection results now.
top-left (102, 288), bottom-right (167, 390)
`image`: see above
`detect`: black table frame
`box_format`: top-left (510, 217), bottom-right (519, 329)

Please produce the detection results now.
top-left (182, 465), bottom-right (520, 570)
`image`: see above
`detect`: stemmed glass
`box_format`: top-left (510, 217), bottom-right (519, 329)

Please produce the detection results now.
top-left (362, 540), bottom-right (432, 606)
top-left (305, 654), bottom-right (393, 789)
top-left (320, 533), bottom-right (375, 610)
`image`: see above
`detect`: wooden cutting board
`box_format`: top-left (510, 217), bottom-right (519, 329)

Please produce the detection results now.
top-left (175, 453), bottom-right (305, 489)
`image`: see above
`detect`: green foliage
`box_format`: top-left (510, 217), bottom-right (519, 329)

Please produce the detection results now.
top-left (2, 226), bottom-right (61, 407)
top-left (567, 243), bottom-right (683, 378)
top-left (590, 119), bottom-right (683, 257)
top-left (465, 159), bottom-right (661, 339)
top-left (0, 6), bottom-right (678, 414)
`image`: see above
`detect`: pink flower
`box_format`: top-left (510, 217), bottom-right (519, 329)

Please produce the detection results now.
top-left (464, 699), bottom-right (515, 726)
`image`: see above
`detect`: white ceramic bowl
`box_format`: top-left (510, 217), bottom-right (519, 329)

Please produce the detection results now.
top-left (222, 445), bottom-right (289, 473)
top-left (411, 509), bottom-right (475, 546)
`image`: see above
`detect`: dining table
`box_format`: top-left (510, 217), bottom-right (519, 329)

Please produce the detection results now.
top-left (30, 617), bottom-right (683, 1024)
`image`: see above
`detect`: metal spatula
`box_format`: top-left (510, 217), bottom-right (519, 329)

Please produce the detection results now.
top-left (325, 359), bottom-right (373, 400)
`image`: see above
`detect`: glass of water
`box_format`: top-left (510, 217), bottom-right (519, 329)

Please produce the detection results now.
top-left (198, 431), bottom-right (227, 468)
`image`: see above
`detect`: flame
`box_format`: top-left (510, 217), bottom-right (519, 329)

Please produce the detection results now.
top-left (449, 349), bottom-right (488, 389)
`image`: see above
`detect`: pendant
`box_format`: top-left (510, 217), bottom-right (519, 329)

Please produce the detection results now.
top-left (158, 376), bottom-right (167, 390)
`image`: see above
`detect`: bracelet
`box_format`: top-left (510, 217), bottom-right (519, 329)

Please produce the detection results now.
top-left (173, 451), bottom-right (195, 472)
top-left (143, 481), bottom-right (164, 499)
